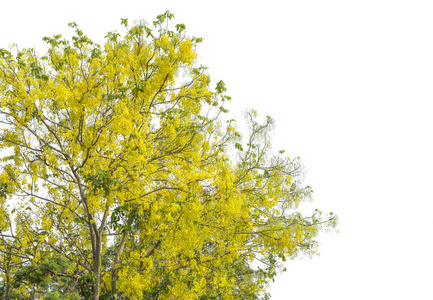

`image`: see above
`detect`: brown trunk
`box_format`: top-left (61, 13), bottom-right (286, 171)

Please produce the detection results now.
top-left (90, 221), bottom-right (102, 300)
top-left (92, 232), bottom-right (101, 300)
top-left (93, 262), bottom-right (101, 300)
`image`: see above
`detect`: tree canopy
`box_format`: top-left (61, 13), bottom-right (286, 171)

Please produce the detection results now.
top-left (0, 11), bottom-right (337, 299)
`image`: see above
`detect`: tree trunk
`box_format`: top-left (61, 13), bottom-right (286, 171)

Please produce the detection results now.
top-left (92, 238), bottom-right (101, 299)
top-left (90, 222), bottom-right (102, 300)
top-left (74, 169), bottom-right (103, 300)
top-left (93, 264), bottom-right (101, 300)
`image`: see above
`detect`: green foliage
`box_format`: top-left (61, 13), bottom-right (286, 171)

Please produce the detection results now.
top-left (83, 170), bottom-right (118, 196)
top-left (45, 291), bottom-right (80, 300)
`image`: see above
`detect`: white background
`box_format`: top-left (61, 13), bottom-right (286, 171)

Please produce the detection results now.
top-left (1, 1), bottom-right (433, 299)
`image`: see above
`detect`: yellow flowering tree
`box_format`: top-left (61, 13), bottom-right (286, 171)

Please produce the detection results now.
top-left (0, 12), bottom-right (337, 299)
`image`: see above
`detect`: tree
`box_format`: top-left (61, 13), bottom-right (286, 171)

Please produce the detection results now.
top-left (0, 11), bottom-right (337, 299)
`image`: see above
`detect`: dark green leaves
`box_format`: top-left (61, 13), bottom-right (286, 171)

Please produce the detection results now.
top-left (12, 257), bottom-right (71, 288)
top-left (83, 171), bottom-right (118, 196)
top-left (0, 184), bottom-right (7, 199)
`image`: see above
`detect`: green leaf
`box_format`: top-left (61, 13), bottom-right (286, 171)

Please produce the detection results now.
top-left (175, 23), bottom-right (186, 33)
top-left (68, 22), bottom-right (78, 28)
top-left (215, 80), bottom-right (227, 94)
top-left (0, 49), bottom-right (12, 58)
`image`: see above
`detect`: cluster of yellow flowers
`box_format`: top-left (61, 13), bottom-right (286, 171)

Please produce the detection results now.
top-left (0, 13), bottom-right (336, 299)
